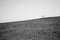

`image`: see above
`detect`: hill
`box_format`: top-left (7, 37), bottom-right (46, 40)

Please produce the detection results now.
top-left (0, 16), bottom-right (60, 40)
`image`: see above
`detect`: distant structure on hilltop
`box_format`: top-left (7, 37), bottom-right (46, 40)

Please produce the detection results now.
top-left (42, 15), bottom-right (44, 18)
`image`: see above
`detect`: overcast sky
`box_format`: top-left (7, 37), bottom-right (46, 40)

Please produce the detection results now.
top-left (0, 0), bottom-right (60, 23)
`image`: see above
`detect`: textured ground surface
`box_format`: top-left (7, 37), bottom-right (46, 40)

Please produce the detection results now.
top-left (0, 16), bottom-right (60, 40)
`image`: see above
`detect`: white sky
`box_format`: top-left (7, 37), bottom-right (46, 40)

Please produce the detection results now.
top-left (0, 0), bottom-right (60, 23)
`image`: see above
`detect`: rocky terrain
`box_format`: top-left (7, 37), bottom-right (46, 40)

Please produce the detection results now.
top-left (0, 16), bottom-right (60, 40)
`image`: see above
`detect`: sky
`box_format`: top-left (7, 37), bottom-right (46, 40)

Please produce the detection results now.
top-left (0, 0), bottom-right (60, 23)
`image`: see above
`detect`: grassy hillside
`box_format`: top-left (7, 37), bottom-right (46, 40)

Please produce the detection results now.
top-left (0, 16), bottom-right (60, 40)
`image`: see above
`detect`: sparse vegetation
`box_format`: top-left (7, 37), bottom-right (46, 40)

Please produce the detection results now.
top-left (2, 28), bottom-right (59, 40)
